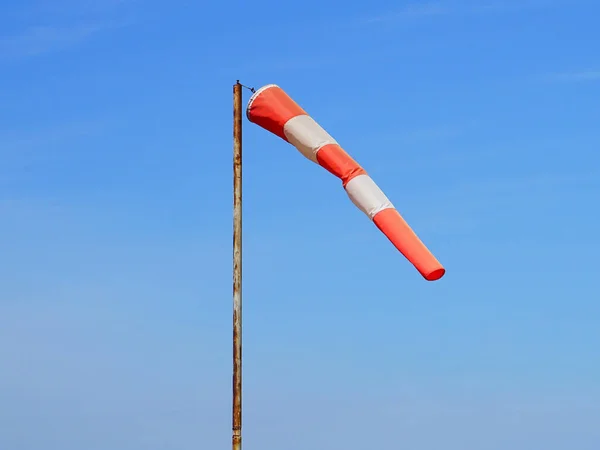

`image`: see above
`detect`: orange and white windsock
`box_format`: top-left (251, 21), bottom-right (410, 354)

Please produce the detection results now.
top-left (246, 84), bottom-right (445, 281)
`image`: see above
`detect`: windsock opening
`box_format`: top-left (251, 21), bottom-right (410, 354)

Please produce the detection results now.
top-left (246, 84), bottom-right (307, 141)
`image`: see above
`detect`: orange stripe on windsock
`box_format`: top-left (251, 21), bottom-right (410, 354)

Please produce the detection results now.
top-left (373, 209), bottom-right (446, 281)
top-left (246, 84), bottom-right (446, 281)
top-left (316, 144), bottom-right (366, 187)
top-left (246, 84), bottom-right (306, 141)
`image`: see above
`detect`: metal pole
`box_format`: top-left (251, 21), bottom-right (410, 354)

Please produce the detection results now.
top-left (232, 81), bottom-right (243, 450)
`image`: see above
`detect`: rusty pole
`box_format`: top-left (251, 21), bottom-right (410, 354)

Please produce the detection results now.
top-left (232, 80), bottom-right (243, 450)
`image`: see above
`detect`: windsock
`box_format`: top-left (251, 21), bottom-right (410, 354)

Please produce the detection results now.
top-left (246, 84), bottom-right (445, 281)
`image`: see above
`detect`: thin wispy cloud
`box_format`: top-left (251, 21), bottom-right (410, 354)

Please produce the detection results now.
top-left (413, 171), bottom-right (599, 236)
top-left (360, 121), bottom-right (476, 151)
top-left (29, 0), bottom-right (139, 19)
top-left (466, 0), bottom-right (560, 13)
top-left (544, 70), bottom-right (600, 83)
top-left (0, 119), bottom-right (107, 179)
top-left (365, 0), bottom-right (564, 24)
top-left (394, 123), bottom-right (466, 142)
top-left (0, 120), bottom-right (106, 152)
top-left (367, 3), bottom-right (448, 23)
top-left (0, 0), bottom-right (135, 60)
top-left (0, 22), bottom-right (125, 59)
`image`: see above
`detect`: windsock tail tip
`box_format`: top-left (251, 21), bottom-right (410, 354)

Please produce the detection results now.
top-left (424, 267), bottom-right (446, 281)
top-left (373, 208), bottom-right (445, 281)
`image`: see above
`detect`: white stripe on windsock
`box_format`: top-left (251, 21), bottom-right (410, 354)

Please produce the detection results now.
top-left (283, 115), bottom-right (338, 163)
top-left (345, 174), bottom-right (394, 219)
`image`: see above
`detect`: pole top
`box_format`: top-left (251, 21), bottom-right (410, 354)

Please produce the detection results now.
top-left (235, 80), bottom-right (256, 93)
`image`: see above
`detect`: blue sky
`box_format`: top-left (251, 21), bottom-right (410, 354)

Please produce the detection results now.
top-left (1, 0), bottom-right (599, 448)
